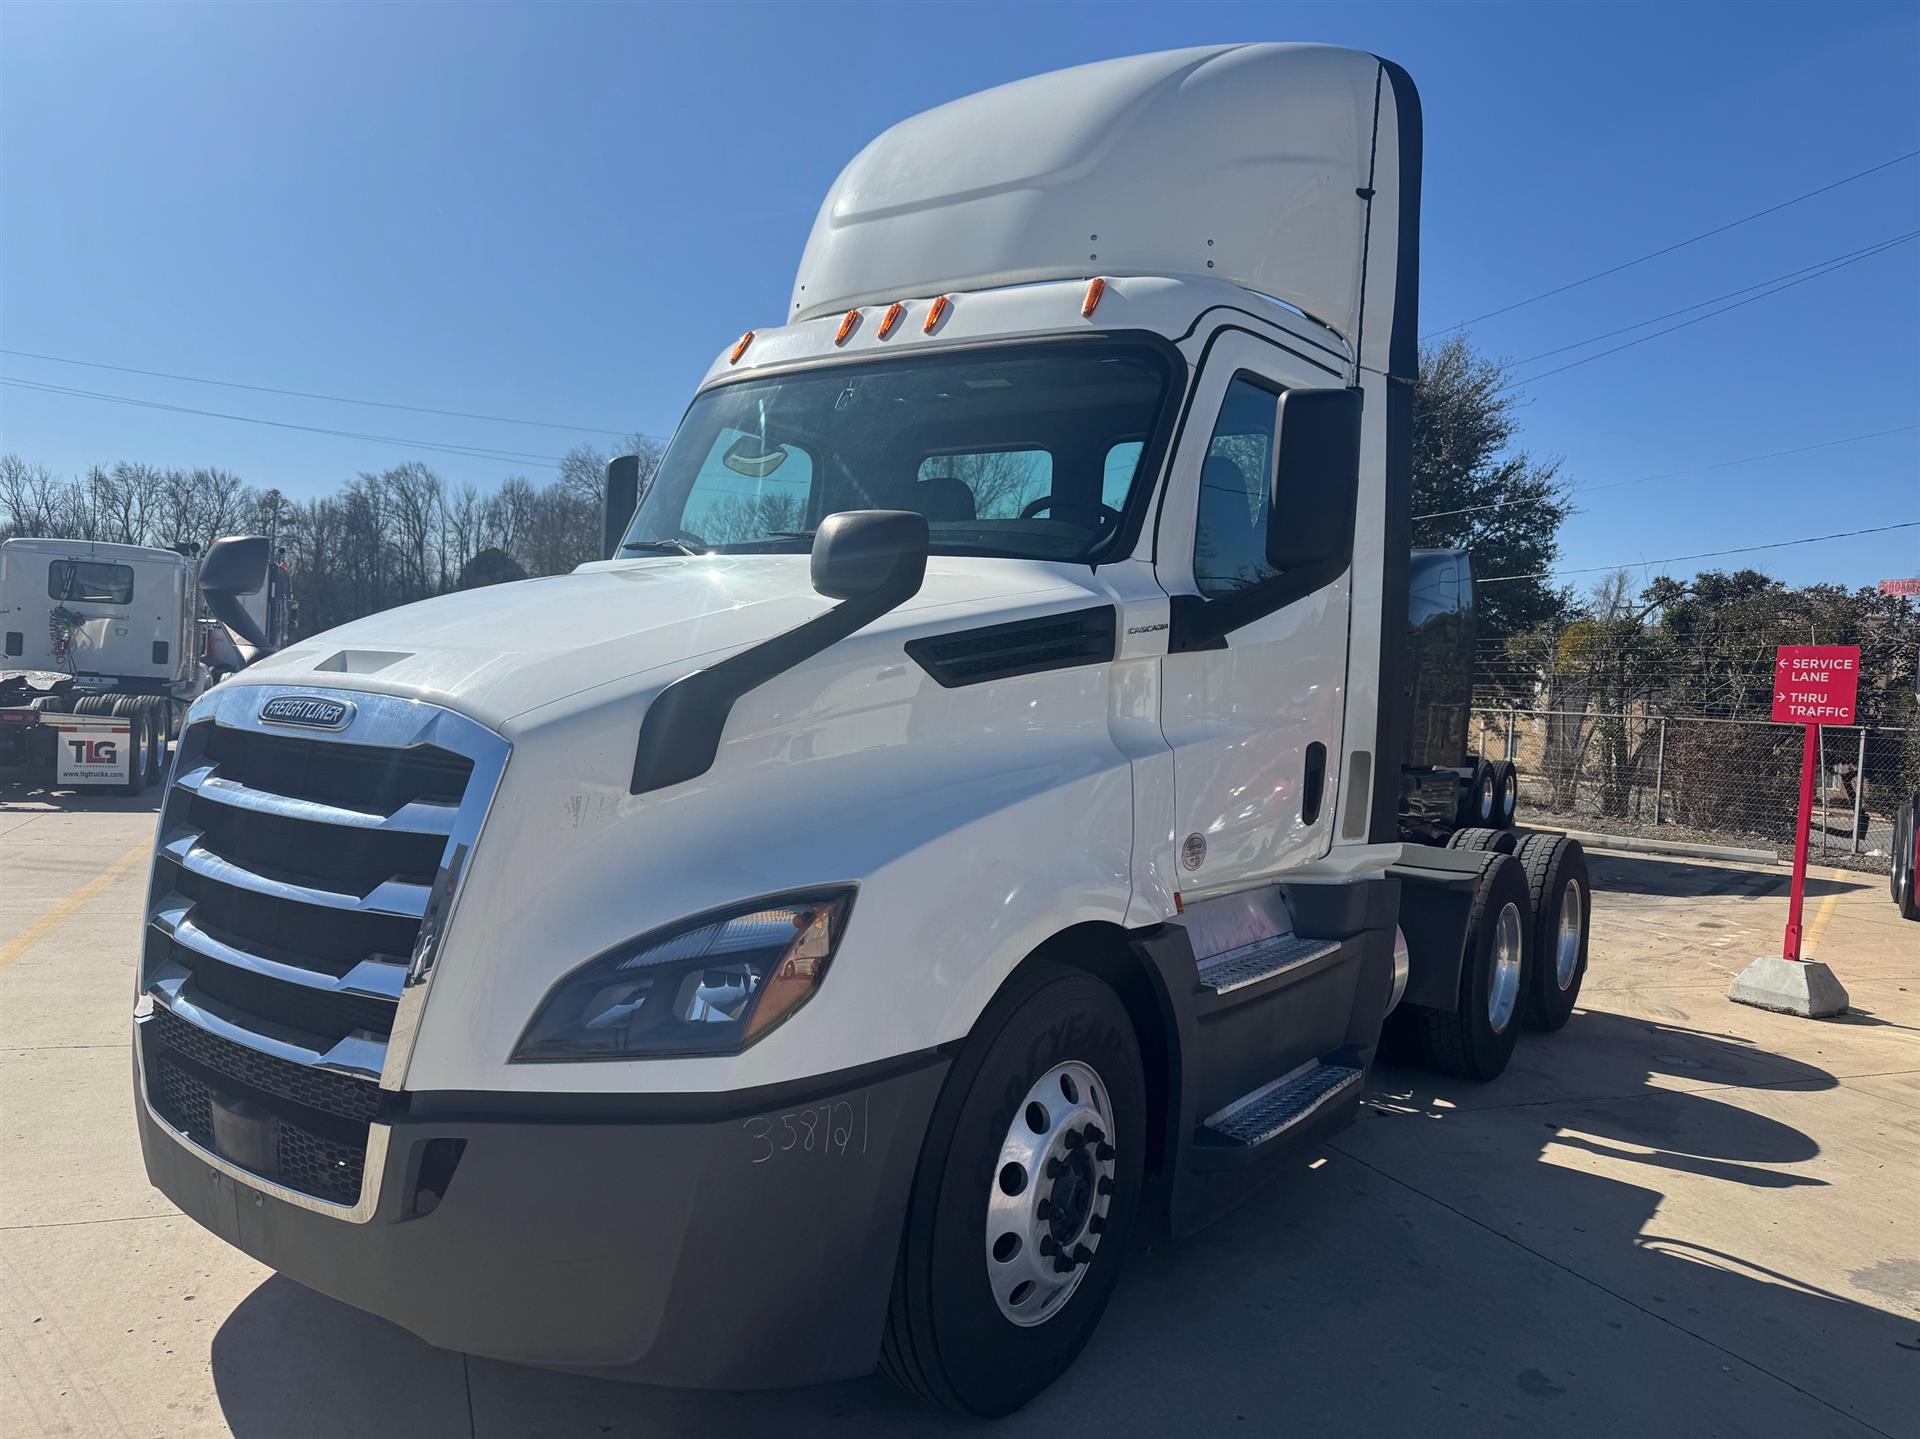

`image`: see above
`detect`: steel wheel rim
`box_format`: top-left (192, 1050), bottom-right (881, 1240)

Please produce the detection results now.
top-left (985, 1060), bottom-right (1115, 1328)
top-left (1500, 774), bottom-right (1516, 818)
top-left (1555, 879), bottom-right (1584, 989)
top-left (1478, 774), bottom-right (1495, 822)
top-left (1487, 901), bottom-right (1523, 1033)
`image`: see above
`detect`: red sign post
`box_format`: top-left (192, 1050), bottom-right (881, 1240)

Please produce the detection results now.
top-left (1771, 645), bottom-right (1861, 960)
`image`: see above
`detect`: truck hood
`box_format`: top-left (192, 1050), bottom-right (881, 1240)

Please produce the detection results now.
top-left (235, 554), bottom-right (1085, 731)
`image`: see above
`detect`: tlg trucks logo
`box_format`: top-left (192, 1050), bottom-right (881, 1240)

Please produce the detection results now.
top-left (259, 695), bottom-right (354, 730)
top-left (65, 738), bottom-right (117, 765)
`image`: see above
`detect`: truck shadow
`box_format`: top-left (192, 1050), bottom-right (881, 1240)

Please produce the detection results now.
top-left (206, 1012), bottom-right (1919, 1438)
top-left (1582, 849), bottom-right (1870, 899)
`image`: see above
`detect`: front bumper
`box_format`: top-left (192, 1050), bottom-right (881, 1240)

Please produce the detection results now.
top-left (135, 1030), bottom-right (949, 1386)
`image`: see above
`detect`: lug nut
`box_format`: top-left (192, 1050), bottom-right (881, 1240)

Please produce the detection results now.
top-left (1046, 1157), bottom-right (1067, 1178)
top-left (1035, 1198), bottom-right (1051, 1220)
top-left (1072, 1244), bottom-right (1094, 1264)
top-left (1063, 1129), bottom-right (1086, 1150)
top-left (1089, 1214), bottom-right (1106, 1234)
top-left (1084, 1124), bottom-right (1105, 1144)
top-left (1095, 1142), bottom-right (1116, 1161)
top-left (1097, 1176), bottom-right (1114, 1196)
top-left (1039, 1235), bottom-right (1058, 1256)
top-left (1053, 1255), bottom-right (1075, 1273)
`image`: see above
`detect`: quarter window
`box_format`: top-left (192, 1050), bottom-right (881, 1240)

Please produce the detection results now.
top-left (1193, 378), bottom-right (1279, 598)
top-left (47, 560), bottom-right (134, 605)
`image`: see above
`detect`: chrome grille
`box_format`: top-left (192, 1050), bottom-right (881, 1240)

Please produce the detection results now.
top-left (134, 684), bottom-right (507, 1218)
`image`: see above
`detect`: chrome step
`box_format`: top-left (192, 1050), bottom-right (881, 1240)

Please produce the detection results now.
top-left (1198, 1061), bottom-right (1363, 1151)
top-left (1196, 933), bottom-right (1340, 995)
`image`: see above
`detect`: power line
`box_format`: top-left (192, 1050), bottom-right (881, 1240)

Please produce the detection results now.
top-left (1505, 232), bottom-right (1920, 368)
top-left (1414, 422), bottom-right (1920, 522)
top-left (0, 376), bottom-right (570, 466)
top-left (1422, 148), bottom-right (1920, 339)
top-left (1476, 520), bottom-right (1920, 584)
top-left (0, 347), bottom-right (648, 440)
top-left (1498, 228), bottom-right (1920, 391)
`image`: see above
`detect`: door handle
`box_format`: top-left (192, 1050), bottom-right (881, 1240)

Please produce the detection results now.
top-left (1302, 742), bottom-right (1327, 825)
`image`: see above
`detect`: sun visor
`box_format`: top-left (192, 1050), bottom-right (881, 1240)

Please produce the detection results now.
top-left (790, 44), bottom-right (1407, 367)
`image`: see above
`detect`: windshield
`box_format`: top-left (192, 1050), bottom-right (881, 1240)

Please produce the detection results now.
top-left (622, 341), bottom-right (1177, 563)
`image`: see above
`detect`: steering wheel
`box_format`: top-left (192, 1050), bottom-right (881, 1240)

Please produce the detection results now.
top-left (1019, 495), bottom-right (1123, 530)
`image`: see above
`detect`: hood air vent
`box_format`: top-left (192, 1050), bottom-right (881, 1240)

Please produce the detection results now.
top-left (905, 606), bottom-right (1116, 688)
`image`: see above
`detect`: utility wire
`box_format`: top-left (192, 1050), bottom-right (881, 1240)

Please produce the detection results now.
top-left (1476, 520), bottom-right (1920, 584)
top-left (1498, 228), bottom-right (1920, 391)
top-left (0, 347), bottom-right (649, 440)
top-left (1414, 422), bottom-right (1920, 522)
top-left (0, 376), bottom-right (569, 466)
top-left (1505, 232), bottom-right (1920, 368)
top-left (1422, 148), bottom-right (1920, 339)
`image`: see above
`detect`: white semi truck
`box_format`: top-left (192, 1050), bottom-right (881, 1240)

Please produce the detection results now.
top-left (132, 45), bottom-right (1592, 1415)
top-left (0, 534), bottom-right (284, 794)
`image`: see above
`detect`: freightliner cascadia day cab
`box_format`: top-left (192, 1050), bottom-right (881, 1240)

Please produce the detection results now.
top-left (132, 45), bottom-right (1593, 1415)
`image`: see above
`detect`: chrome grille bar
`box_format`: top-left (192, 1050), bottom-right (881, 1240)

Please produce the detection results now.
top-left (145, 963), bottom-right (388, 1080)
top-left (174, 762), bottom-right (460, 835)
top-left (153, 893), bottom-right (408, 1001)
top-left (159, 826), bottom-right (433, 919)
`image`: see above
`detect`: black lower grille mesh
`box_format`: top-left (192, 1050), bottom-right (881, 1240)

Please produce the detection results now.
top-left (144, 1010), bottom-right (374, 1206)
top-left (148, 1005), bottom-right (381, 1125)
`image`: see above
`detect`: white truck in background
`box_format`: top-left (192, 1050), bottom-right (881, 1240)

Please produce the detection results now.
top-left (0, 534), bottom-right (284, 794)
top-left (132, 45), bottom-right (1594, 1415)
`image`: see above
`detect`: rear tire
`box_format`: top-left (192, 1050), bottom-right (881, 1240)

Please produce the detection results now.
top-left (1891, 802), bottom-right (1909, 906)
top-left (1493, 760), bottom-right (1518, 829)
top-left (880, 961), bottom-right (1145, 1416)
top-left (1413, 854), bottom-right (1531, 1081)
top-left (1517, 834), bottom-right (1591, 1030)
top-left (1896, 799), bottom-right (1919, 923)
top-left (1458, 760), bottom-right (1496, 829)
top-left (117, 710), bottom-right (151, 796)
top-left (1448, 826), bottom-right (1517, 855)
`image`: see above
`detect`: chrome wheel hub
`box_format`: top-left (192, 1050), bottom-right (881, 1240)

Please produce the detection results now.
top-left (1477, 775), bottom-right (1495, 822)
top-left (985, 1060), bottom-right (1115, 1327)
top-left (1555, 879), bottom-right (1584, 989)
top-left (1487, 900), bottom-right (1523, 1033)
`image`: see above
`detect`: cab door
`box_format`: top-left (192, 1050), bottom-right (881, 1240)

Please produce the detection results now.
top-left (1156, 333), bottom-right (1356, 896)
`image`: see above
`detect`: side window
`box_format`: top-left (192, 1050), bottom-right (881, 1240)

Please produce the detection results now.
top-left (916, 449), bottom-right (1052, 521)
top-left (1102, 441), bottom-right (1144, 510)
top-left (680, 428), bottom-right (815, 544)
top-left (48, 560), bottom-right (135, 604)
top-left (1193, 378), bottom-right (1278, 598)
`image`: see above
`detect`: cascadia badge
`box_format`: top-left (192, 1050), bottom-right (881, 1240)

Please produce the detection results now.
top-left (259, 695), bottom-right (354, 730)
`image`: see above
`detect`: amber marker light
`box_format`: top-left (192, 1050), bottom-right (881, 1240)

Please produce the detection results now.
top-left (729, 331), bottom-right (754, 365)
top-left (923, 295), bottom-right (951, 333)
top-left (1082, 276), bottom-right (1106, 318)
top-left (834, 310), bottom-right (861, 346)
top-left (877, 302), bottom-right (905, 339)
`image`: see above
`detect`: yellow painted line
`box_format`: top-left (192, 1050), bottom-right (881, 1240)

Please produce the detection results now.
top-left (1802, 887), bottom-right (1844, 957)
top-left (0, 844), bottom-right (149, 971)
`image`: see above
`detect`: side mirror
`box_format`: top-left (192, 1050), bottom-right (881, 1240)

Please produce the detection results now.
top-left (603, 455), bottom-right (640, 561)
top-left (810, 509), bottom-right (929, 601)
top-left (1266, 387), bottom-right (1362, 572)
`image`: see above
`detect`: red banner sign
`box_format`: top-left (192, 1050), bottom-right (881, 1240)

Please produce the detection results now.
top-left (1772, 645), bottom-right (1860, 725)
top-left (1880, 577), bottom-right (1920, 597)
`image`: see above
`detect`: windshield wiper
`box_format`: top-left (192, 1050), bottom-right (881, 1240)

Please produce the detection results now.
top-left (763, 530), bottom-right (816, 541)
top-left (619, 539), bottom-right (706, 556)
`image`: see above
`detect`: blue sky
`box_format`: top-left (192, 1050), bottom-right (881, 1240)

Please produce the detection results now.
top-left (1, 0), bottom-right (1915, 593)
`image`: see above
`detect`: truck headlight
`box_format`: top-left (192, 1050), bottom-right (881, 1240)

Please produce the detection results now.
top-left (512, 890), bottom-right (854, 1061)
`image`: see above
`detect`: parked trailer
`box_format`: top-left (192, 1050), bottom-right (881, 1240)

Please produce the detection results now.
top-left (0, 534), bottom-right (280, 795)
top-left (131, 45), bottom-right (1593, 1416)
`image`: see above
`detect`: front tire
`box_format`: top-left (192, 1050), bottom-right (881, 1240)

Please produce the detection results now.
top-left (881, 961), bottom-right (1145, 1416)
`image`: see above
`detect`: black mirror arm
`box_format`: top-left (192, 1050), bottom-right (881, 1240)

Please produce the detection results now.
top-left (630, 565), bottom-right (922, 795)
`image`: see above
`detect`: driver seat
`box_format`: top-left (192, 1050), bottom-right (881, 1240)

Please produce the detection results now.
top-left (915, 474), bottom-right (977, 522)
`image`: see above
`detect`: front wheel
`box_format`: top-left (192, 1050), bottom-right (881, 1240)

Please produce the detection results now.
top-left (881, 961), bottom-right (1145, 1416)
top-left (1412, 853), bottom-right (1532, 1080)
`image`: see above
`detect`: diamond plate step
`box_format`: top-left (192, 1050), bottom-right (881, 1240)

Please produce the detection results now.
top-left (1195, 933), bottom-right (1340, 995)
top-left (1199, 1061), bottom-right (1364, 1150)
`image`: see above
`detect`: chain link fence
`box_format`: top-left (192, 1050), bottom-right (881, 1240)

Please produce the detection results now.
top-left (1469, 709), bottom-right (1919, 873)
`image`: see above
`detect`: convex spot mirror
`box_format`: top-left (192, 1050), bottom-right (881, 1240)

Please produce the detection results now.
top-left (810, 509), bottom-right (929, 601)
top-left (199, 535), bottom-right (271, 596)
top-left (1266, 387), bottom-right (1362, 572)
